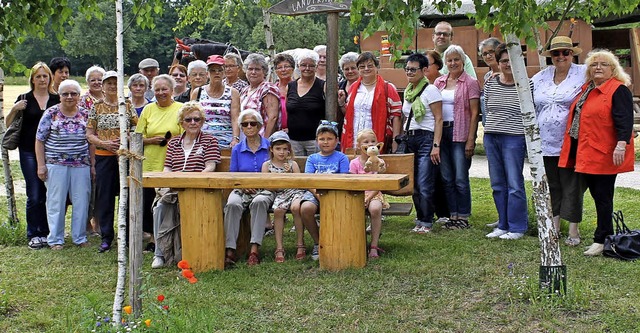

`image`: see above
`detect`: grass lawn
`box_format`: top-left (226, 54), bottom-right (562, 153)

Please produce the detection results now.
top-left (0, 173), bottom-right (639, 332)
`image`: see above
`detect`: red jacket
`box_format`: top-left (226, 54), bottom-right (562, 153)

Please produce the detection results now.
top-left (558, 78), bottom-right (635, 174)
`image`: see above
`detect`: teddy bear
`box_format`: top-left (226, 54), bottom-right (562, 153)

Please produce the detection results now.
top-left (363, 142), bottom-right (386, 173)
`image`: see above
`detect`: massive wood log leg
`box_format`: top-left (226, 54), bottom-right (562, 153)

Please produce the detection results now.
top-left (178, 189), bottom-right (225, 272)
top-left (318, 190), bottom-right (366, 271)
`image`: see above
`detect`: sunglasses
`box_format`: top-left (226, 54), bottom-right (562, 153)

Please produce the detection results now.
top-left (183, 117), bottom-right (202, 123)
top-left (60, 92), bottom-right (79, 98)
top-left (159, 131), bottom-right (172, 147)
top-left (171, 73), bottom-right (186, 78)
top-left (404, 67), bottom-right (420, 73)
top-left (241, 121), bottom-right (259, 128)
top-left (551, 49), bottom-right (571, 57)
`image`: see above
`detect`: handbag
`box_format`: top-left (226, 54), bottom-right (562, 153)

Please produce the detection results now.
top-left (2, 110), bottom-right (24, 151)
top-left (603, 211), bottom-right (640, 261)
top-left (394, 82), bottom-right (428, 154)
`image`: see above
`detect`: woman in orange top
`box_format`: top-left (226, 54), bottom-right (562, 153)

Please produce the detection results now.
top-left (558, 49), bottom-right (635, 256)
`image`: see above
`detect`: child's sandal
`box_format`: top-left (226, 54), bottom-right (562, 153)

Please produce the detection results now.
top-left (295, 244), bottom-right (306, 261)
top-left (274, 248), bottom-right (286, 263)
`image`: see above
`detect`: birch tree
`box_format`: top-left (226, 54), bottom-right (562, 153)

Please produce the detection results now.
top-left (0, 69), bottom-right (19, 224)
top-left (350, 0), bottom-right (638, 292)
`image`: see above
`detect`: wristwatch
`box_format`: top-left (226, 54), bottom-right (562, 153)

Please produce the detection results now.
top-left (233, 136), bottom-right (240, 141)
top-left (433, 142), bottom-right (440, 148)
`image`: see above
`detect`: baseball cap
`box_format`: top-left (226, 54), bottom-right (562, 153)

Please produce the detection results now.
top-left (102, 71), bottom-right (118, 82)
top-left (138, 58), bottom-right (159, 69)
top-left (269, 131), bottom-right (290, 144)
top-left (206, 55), bottom-right (225, 66)
top-left (316, 120), bottom-right (339, 137)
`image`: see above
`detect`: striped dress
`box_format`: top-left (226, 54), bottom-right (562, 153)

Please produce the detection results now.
top-left (198, 85), bottom-right (234, 148)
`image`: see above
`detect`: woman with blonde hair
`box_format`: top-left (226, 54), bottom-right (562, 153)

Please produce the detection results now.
top-left (6, 62), bottom-right (60, 249)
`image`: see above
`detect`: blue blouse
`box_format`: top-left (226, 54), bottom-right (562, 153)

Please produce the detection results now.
top-left (230, 137), bottom-right (270, 172)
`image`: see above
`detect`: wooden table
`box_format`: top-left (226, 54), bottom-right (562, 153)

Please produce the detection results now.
top-left (143, 172), bottom-right (409, 272)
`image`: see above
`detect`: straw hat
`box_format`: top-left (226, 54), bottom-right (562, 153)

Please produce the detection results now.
top-left (542, 36), bottom-right (582, 57)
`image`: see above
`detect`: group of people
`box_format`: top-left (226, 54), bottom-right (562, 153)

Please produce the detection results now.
top-left (6, 23), bottom-right (635, 266)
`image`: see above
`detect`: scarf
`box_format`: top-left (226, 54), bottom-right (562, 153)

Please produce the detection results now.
top-left (569, 81), bottom-right (595, 140)
top-left (404, 77), bottom-right (428, 122)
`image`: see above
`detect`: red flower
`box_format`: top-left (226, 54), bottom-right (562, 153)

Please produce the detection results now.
top-left (157, 294), bottom-right (165, 302)
top-left (188, 277), bottom-right (198, 284)
top-left (182, 269), bottom-right (194, 279)
top-left (162, 305), bottom-right (170, 311)
top-left (177, 260), bottom-right (190, 270)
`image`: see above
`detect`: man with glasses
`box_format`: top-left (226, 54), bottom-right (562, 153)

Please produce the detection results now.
top-left (432, 21), bottom-right (477, 78)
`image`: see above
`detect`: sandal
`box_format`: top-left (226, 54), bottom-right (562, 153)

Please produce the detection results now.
top-left (224, 252), bottom-right (236, 268)
top-left (442, 219), bottom-right (470, 230)
top-left (368, 245), bottom-right (384, 259)
top-left (247, 252), bottom-right (260, 266)
top-left (274, 248), bottom-right (285, 263)
top-left (295, 244), bottom-right (306, 261)
top-left (565, 236), bottom-right (581, 247)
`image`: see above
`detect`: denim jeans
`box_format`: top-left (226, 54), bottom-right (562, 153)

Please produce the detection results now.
top-left (439, 127), bottom-right (472, 219)
top-left (484, 133), bottom-right (528, 233)
top-left (45, 164), bottom-right (90, 245)
top-left (94, 155), bottom-right (120, 245)
top-left (19, 151), bottom-right (49, 239)
top-left (408, 130), bottom-right (435, 227)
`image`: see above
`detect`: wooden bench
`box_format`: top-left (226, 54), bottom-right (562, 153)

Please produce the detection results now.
top-left (143, 172), bottom-right (409, 272)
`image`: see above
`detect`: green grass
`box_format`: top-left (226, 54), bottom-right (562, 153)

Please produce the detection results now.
top-left (0, 178), bottom-right (639, 332)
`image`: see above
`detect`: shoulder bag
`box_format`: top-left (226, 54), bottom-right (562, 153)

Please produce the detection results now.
top-left (394, 82), bottom-right (429, 154)
top-left (2, 94), bottom-right (26, 150)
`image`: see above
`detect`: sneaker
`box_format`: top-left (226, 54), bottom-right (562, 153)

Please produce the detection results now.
top-left (311, 244), bottom-right (320, 261)
top-left (264, 228), bottom-right (275, 236)
top-left (410, 225), bottom-right (421, 233)
top-left (366, 224), bottom-right (372, 234)
top-left (39, 236), bottom-right (48, 245)
top-left (151, 256), bottom-right (165, 269)
top-left (435, 217), bottom-right (449, 224)
top-left (486, 220), bottom-right (499, 228)
top-left (499, 232), bottom-right (524, 240)
top-left (583, 243), bottom-right (604, 256)
top-left (486, 228), bottom-right (508, 238)
top-left (28, 237), bottom-right (43, 250)
top-left (98, 242), bottom-right (111, 253)
top-left (416, 226), bottom-right (432, 234)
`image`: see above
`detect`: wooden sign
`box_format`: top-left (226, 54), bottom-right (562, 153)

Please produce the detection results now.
top-left (268, 0), bottom-right (351, 16)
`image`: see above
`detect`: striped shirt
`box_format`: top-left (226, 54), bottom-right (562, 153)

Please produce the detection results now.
top-left (198, 85), bottom-right (234, 148)
top-left (164, 132), bottom-right (221, 172)
top-left (36, 104), bottom-right (90, 167)
top-left (483, 76), bottom-right (525, 135)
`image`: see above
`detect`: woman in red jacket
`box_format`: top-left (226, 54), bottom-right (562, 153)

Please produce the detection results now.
top-left (558, 49), bottom-right (635, 256)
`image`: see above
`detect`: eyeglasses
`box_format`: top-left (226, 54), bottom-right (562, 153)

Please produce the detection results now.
top-left (276, 65), bottom-right (293, 71)
top-left (404, 67), bottom-right (420, 73)
top-left (60, 92), bottom-right (79, 98)
top-left (189, 73), bottom-right (207, 78)
top-left (589, 62), bottom-right (611, 68)
top-left (159, 131), bottom-right (172, 147)
top-left (433, 31), bottom-right (452, 37)
top-left (498, 58), bottom-right (510, 64)
top-left (171, 73), bottom-right (186, 78)
top-left (481, 50), bottom-right (496, 57)
top-left (551, 49), bottom-right (572, 57)
top-left (241, 121), bottom-right (259, 127)
top-left (300, 64), bottom-right (316, 69)
top-left (208, 68), bottom-right (224, 73)
top-left (183, 117), bottom-right (202, 123)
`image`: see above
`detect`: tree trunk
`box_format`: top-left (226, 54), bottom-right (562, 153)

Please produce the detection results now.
top-left (262, 8), bottom-right (276, 82)
top-left (128, 133), bottom-right (143, 317)
top-left (506, 34), bottom-right (565, 294)
top-left (112, 0), bottom-right (128, 325)
top-left (0, 68), bottom-right (19, 225)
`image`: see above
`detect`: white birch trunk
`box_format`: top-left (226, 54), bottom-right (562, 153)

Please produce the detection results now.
top-left (112, 0), bottom-right (128, 325)
top-left (262, 7), bottom-right (277, 82)
top-left (506, 35), bottom-right (563, 268)
top-left (0, 70), bottom-right (19, 225)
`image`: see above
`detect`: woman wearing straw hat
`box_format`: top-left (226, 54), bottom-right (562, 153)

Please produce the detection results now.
top-left (532, 36), bottom-right (587, 246)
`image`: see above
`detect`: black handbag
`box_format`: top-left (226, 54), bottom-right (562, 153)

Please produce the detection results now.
top-left (603, 211), bottom-right (640, 261)
top-left (2, 110), bottom-right (23, 150)
top-left (394, 83), bottom-right (428, 154)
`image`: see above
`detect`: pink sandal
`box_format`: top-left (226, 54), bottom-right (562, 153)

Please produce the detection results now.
top-left (368, 245), bottom-right (384, 259)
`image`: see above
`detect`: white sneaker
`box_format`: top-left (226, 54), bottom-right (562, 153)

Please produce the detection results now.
top-left (416, 226), bottom-right (432, 234)
top-left (289, 225), bottom-right (296, 233)
top-left (311, 244), bottom-right (320, 261)
top-left (499, 232), bottom-right (524, 240)
top-left (410, 225), bottom-right (421, 233)
top-left (583, 243), bottom-right (604, 256)
top-left (486, 220), bottom-right (499, 228)
top-left (151, 256), bottom-right (165, 269)
top-left (435, 217), bottom-right (449, 224)
top-left (486, 228), bottom-right (508, 238)
top-left (366, 224), bottom-right (372, 234)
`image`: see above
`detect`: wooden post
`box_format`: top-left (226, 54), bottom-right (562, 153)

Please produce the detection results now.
top-left (128, 133), bottom-right (143, 315)
top-left (318, 190), bottom-right (366, 270)
top-left (0, 68), bottom-right (18, 225)
top-left (325, 12), bottom-right (339, 122)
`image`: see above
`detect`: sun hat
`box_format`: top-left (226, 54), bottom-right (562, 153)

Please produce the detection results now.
top-left (102, 71), bottom-right (118, 83)
top-left (138, 58), bottom-right (159, 69)
top-left (206, 55), bottom-right (225, 66)
top-left (542, 36), bottom-right (582, 57)
top-left (269, 131), bottom-right (290, 144)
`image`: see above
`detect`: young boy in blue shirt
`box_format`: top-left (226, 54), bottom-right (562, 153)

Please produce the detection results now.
top-left (300, 121), bottom-right (350, 260)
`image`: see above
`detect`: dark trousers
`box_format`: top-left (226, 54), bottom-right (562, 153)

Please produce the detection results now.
top-left (142, 187), bottom-right (156, 234)
top-left (583, 173), bottom-right (617, 244)
top-left (19, 151), bottom-right (49, 239)
top-left (433, 165), bottom-right (450, 219)
top-left (94, 155), bottom-right (119, 245)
